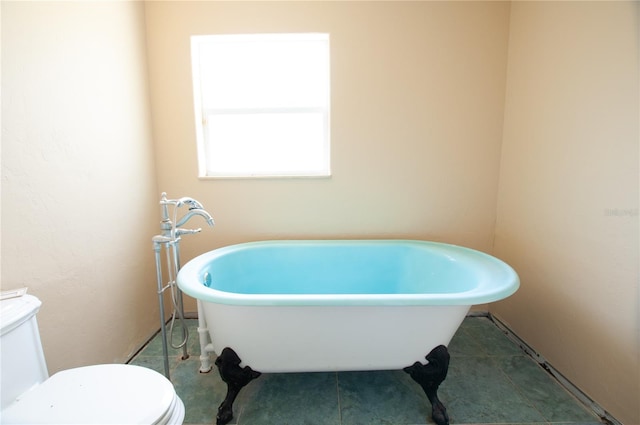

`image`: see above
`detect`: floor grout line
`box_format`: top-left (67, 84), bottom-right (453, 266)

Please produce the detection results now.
top-left (335, 372), bottom-right (343, 425)
top-left (496, 358), bottom-right (550, 424)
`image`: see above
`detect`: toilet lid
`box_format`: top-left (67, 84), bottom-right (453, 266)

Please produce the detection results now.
top-left (2, 364), bottom-right (177, 424)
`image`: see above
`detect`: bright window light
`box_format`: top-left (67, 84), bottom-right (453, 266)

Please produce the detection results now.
top-left (191, 33), bottom-right (330, 178)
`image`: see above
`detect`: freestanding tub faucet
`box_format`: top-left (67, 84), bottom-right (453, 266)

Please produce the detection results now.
top-left (153, 192), bottom-right (214, 380)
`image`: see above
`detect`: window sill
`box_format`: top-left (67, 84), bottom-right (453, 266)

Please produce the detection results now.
top-left (198, 173), bottom-right (332, 180)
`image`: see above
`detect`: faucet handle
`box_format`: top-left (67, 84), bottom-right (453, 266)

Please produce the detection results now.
top-left (175, 227), bottom-right (202, 236)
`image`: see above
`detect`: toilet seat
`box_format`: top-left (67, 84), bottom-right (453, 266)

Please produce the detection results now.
top-left (1, 364), bottom-right (184, 424)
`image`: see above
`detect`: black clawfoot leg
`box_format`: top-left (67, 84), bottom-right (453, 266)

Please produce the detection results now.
top-left (403, 345), bottom-right (451, 425)
top-left (215, 347), bottom-right (261, 425)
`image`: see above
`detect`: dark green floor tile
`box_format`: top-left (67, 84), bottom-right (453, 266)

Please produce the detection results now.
top-left (139, 330), bottom-right (188, 358)
top-left (129, 355), bottom-right (171, 375)
top-left (338, 370), bottom-right (429, 425)
top-left (490, 423), bottom-right (548, 425)
top-left (238, 372), bottom-right (340, 425)
top-left (458, 315), bottom-right (492, 329)
top-left (441, 356), bottom-right (546, 424)
top-left (172, 357), bottom-right (231, 424)
top-left (497, 356), bottom-right (599, 423)
top-left (181, 319), bottom-right (204, 355)
top-left (462, 318), bottom-right (523, 357)
top-left (448, 327), bottom-right (488, 357)
top-left (128, 316), bottom-right (604, 425)
top-left (551, 422), bottom-right (603, 425)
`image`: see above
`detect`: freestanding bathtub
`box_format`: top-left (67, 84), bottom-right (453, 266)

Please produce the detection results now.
top-left (177, 240), bottom-right (519, 425)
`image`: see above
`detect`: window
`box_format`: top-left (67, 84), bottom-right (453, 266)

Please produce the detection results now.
top-left (191, 33), bottom-right (331, 178)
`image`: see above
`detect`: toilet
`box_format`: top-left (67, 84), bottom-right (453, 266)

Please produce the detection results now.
top-left (0, 293), bottom-right (185, 424)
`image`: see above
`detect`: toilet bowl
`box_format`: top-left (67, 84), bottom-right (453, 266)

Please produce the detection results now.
top-left (1, 364), bottom-right (185, 425)
top-left (0, 294), bottom-right (185, 424)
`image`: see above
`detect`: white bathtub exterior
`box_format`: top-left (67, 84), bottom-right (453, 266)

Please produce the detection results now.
top-left (201, 303), bottom-right (469, 372)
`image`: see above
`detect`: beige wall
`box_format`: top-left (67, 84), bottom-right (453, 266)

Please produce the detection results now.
top-left (493, 2), bottom-right (639, 424)
top-left (2, 1), bottom-right (638, 422)
top-left (1, 1), bottom-right (160, 373)
top-left (144, 1), bottom-right (512, 314)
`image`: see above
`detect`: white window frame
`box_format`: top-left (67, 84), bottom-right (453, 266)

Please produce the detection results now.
top-left (190, 33), bottom-right (331, 178)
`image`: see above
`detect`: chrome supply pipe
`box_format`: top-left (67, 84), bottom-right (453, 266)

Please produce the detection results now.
top-left (152, 192), bottom-right (214, 380)
top-left (153, 238), bottom-right (172, 379)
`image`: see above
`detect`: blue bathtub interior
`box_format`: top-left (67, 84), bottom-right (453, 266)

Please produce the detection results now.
top-left (205, 243), bottom-right (478, 294)
top-left (177, 240), bottom-right (519, 306)
top-left (129, 316), bottom-right (602, 425)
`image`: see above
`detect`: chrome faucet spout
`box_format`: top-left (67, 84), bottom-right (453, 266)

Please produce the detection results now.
top-left (176, 208), bottom-right (215, 228)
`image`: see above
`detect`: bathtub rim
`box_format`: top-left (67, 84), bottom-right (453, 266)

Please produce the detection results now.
top-left (176, 239), bottom-right (519, 306)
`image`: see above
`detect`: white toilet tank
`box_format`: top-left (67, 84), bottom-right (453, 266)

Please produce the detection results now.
top-left (0, 294), bottom-right (50, 410)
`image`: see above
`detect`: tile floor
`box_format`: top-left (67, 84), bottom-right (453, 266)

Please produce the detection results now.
top-left (129, 316), bottom-right (603, 425)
